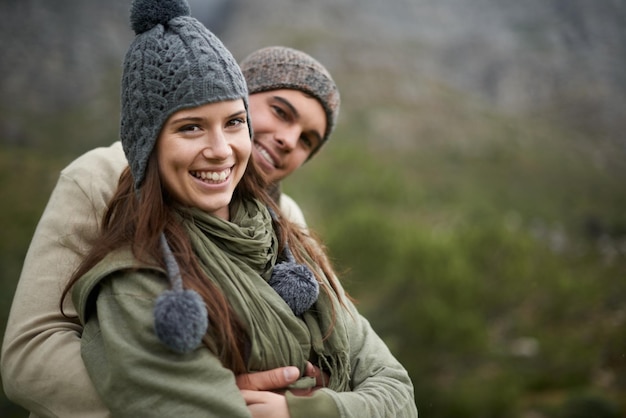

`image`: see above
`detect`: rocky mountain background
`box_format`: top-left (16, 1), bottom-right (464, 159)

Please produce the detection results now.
top-left (1, 0), bottom-right (625, 150)
top-left (2, 0), bottom-right (626, 417)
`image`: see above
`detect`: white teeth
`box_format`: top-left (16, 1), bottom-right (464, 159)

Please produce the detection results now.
top-left (255, 144), bottom-right (276, 167)
top-left (192, 168), bottom-right (230, 183)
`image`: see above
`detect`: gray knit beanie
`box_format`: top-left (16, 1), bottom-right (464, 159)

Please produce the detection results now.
top-left (240, 46), bottom-right (340, 155)
top-left (121, 0), bottom-right (250, 191)
top-left (120, 0), bottom-right (249, 354)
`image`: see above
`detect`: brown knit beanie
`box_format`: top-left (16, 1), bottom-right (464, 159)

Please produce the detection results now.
top-left (240, 46), bottom-right (340, 155)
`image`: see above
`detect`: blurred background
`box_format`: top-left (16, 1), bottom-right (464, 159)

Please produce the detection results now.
top-left (1, 0), bottom-right (625, 416)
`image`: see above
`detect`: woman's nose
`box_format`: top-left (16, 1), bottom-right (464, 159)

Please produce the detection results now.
top-left (201, 132), bottom-right (231, 159)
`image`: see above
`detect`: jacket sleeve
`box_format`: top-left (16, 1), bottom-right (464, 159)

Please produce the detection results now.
top-left (286, 299), bottom-right (418, 418)
top-left (0, 142), bottom-right (126, 418)
top-left (279, 193), bottom-right (308, 228)
top-left (77, 267), bottom-right (252, 418)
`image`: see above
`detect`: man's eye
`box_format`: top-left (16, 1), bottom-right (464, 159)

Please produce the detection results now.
top-left (272, 105), bottom-right (288, 120)
top-left (300, 135), bottom-right (313, 148)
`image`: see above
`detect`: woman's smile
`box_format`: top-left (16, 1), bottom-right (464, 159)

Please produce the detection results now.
top-left (190, 167), bottom-right (232, 183)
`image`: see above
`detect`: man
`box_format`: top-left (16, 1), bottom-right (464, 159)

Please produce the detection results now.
top-left (1, 45), bottom-right (340, 418)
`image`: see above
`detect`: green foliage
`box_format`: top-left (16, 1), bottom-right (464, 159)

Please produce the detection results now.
top-left (560, 392), bottom-right (622, 418)
top-left (285, 98), bottom-right (626, 416)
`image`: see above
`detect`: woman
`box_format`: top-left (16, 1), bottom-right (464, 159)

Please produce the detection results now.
top-left (58, 0), bottom-right (417, 417)
top-left (3, 26), bottom-right (344, 418)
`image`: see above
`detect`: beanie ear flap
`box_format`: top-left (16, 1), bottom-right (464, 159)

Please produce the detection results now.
top-left (154, 234), bottom-right (208, 353)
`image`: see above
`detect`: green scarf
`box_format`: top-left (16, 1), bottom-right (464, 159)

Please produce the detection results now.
top-left (177, 199), bottom-right (351, 391)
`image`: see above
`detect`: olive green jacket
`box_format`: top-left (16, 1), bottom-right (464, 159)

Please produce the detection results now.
top-left (72, 248), bottom-right (417, 418)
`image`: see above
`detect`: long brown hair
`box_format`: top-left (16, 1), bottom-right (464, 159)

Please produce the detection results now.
top-left (61, 153), bottom-right (346, 373)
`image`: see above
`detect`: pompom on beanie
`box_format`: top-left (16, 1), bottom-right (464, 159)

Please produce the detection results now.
top-left (121, 0), bottom-right (250, 192)
top-left (240, 46), bottom-right (340, 156)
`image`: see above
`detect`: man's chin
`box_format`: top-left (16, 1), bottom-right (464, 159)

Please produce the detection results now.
top-left (253, 151), bottom-right (277, 177)
top-left (253, 161), bottom-right (279, 183)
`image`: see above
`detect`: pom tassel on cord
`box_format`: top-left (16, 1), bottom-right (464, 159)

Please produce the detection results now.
top-left (269, 245), bottom-right (320, 316)
top-left (154, 234), bottom-right (208, 353)
top-left (268, 208), bottom-right (319, 316)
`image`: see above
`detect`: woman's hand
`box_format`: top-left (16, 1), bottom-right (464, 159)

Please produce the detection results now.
top-left (305, 361), bottom-right (330, 391)
top-left (287, 361), bottom-right (330, 396)
top-left (236, 361), bottom-right (330, 418)
top-left (241, 390), bottom-right (290, 418)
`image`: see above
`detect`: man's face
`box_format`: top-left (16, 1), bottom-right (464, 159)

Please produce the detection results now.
top-left (249, 89), bottom-right (326, 183)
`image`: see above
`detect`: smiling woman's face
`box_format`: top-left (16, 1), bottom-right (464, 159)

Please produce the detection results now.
top-left (248, 89), bottom-right (326, 183)
top-left (156, 99), bottom-right (251, 220)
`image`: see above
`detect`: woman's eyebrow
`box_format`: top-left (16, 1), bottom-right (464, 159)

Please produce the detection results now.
top-left (227, 110), bottom-right (247, 119)
top-left (168, 116), bottom-right (203, 125)
top-left (169, 109), bottom-right (246, 125)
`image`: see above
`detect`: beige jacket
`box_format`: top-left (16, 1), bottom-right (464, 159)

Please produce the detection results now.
top-left (1, 141), bottom-right (307, 418)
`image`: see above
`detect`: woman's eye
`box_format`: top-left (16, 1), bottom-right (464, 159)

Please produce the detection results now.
top-left (227, 117), bottom-right (246, 127)
top-left (179, 124), bottom-right (201, 132)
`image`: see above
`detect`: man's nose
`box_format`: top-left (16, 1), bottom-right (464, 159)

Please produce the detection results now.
top-left (275, 125), bottom-right (301, 151)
